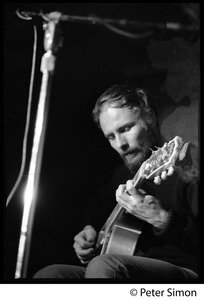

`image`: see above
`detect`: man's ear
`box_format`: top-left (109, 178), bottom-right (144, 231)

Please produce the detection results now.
top-left (146, 109), bottom-right (157, 127)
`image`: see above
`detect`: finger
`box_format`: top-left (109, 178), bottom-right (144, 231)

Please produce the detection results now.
top-left (117, 184), bottom-right (126, 194)
top-left (167, 166), bottom-right (174, 176)
top-left (116, 192), bottom-right (134, 209)
top-left (73, 241), bottom-right (94, 255)
top-left (116, 194), bottom-right (128, 206)
top-left (126, 180), bottom-right (136, 196)
top-left (154, 175), bottom-right (162, 185)
top-left (74, 244), bottom-right (95, 260)
top-left (161, 170), bottom-right (167, 180)
top-left (80, 259), bottom-right (90, 264)
top-left (126, 181), bottom-right (146, 199)
top-left (74, 233), bottom-right (95, 248)
top-left (78, 248), bottom-right (95, 260)
top-left (144, 195), bottom-right (158, 206)
top-left (117, 188), bottom-right (143, 208)
top-left (116, 184), bottom-right (129, 200)
top-left (84, 225), bottom-right (97, 242)
top-left (76, 247), bottom-right (95, 258)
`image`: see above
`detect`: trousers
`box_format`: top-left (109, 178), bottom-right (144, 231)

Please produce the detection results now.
top-left (33, 254), bottom-right (198, 282)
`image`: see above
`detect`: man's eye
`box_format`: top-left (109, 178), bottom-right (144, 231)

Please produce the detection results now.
top-left (124, 126), bottom-right (131, 132)
top-left (107, 135), bottom-right (115, 141)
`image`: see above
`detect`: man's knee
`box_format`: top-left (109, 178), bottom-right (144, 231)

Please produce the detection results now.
top-left (33, 265), bottom-right (59, 278)
top-left (85, 254), bottom-right (115, 278)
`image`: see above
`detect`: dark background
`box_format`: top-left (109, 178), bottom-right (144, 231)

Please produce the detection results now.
top-left (4, 3), bottom-right (199, 281)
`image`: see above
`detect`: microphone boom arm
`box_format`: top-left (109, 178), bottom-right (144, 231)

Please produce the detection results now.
top-left (17, 10), bottom-right (199, 33)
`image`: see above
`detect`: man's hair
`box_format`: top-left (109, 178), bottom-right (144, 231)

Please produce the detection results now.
top-left (92, 82), bottom-right (156, 128)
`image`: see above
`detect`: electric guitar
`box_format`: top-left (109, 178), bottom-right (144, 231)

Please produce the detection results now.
top-left (95, 136), bottom-right (190, 256)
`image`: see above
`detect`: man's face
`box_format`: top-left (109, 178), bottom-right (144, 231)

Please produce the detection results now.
top-left (99, 105), bottom-right (156, 173)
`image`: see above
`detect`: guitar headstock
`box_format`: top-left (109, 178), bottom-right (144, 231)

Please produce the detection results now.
top-left (138, 136), bottom-right (187, 181)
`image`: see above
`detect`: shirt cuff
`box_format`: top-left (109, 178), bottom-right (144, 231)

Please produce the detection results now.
top-left (152, 209), bottom-right (174, 235)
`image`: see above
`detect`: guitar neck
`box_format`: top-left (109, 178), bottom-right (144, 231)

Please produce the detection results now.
top-left (132, 168), bottom-right (145, 187)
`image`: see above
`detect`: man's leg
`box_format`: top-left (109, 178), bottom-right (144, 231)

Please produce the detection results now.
top-left (33, 264), bottom-right (86, 279)
top-left (85, 254), bottom-right (198, 282)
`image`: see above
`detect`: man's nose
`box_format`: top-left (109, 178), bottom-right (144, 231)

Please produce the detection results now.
top-left (116, 135), bottom-right (128, 151)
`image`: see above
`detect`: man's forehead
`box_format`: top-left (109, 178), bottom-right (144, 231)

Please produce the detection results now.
top-left (99, 104), bottom-right (139, 120)
top-left (99, 105), bottom-right (139, 132)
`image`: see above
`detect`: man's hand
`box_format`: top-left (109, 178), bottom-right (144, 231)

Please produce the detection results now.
top-left (116, 180), bottom-right (170, 229)
top-left (73, 225), bottom-right (97, 264)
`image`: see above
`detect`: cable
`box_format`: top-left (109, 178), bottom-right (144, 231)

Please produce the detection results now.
top-left (16, 9), bottom-right (32, 20)
top-left (6, 25), bottom-right (38, 207)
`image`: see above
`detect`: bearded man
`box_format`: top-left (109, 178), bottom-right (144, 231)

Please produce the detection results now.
top-left (33, 82), bottom-right (199, 282)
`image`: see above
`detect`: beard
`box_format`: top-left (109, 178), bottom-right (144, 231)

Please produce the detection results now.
top-left (121, 126), bottom-right (160, 174)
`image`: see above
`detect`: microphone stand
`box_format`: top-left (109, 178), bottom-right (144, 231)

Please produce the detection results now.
top-left (15, 12), bottom-right (62, 279)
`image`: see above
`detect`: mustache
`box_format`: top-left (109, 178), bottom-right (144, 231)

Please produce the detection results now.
top-left (121, 148), bottom-right (141, 158)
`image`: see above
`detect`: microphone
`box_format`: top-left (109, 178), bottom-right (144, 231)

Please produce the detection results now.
top-left (16, 10), bottom-right (62, 23)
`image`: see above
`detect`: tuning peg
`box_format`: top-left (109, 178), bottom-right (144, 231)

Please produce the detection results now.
top-left (179, 142), bottom-right (190, 161)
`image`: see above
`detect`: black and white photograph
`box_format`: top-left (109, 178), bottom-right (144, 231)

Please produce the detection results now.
top-left (4, 3), bottom-right (200, 295)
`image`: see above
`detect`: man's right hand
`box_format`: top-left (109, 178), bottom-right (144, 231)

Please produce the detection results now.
top-left (73, 225), bottom-right (97, 264)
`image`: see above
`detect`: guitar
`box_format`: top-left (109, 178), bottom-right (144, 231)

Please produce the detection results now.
top-left (95, 136), bottom-right (190, 256)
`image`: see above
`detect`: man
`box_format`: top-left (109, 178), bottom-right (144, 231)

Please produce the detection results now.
top-left (34, 82), bottom-right (199, 281)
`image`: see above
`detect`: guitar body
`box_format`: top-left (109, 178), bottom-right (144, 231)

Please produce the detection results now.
top-left (100, 209), bottom-right (143, 255)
